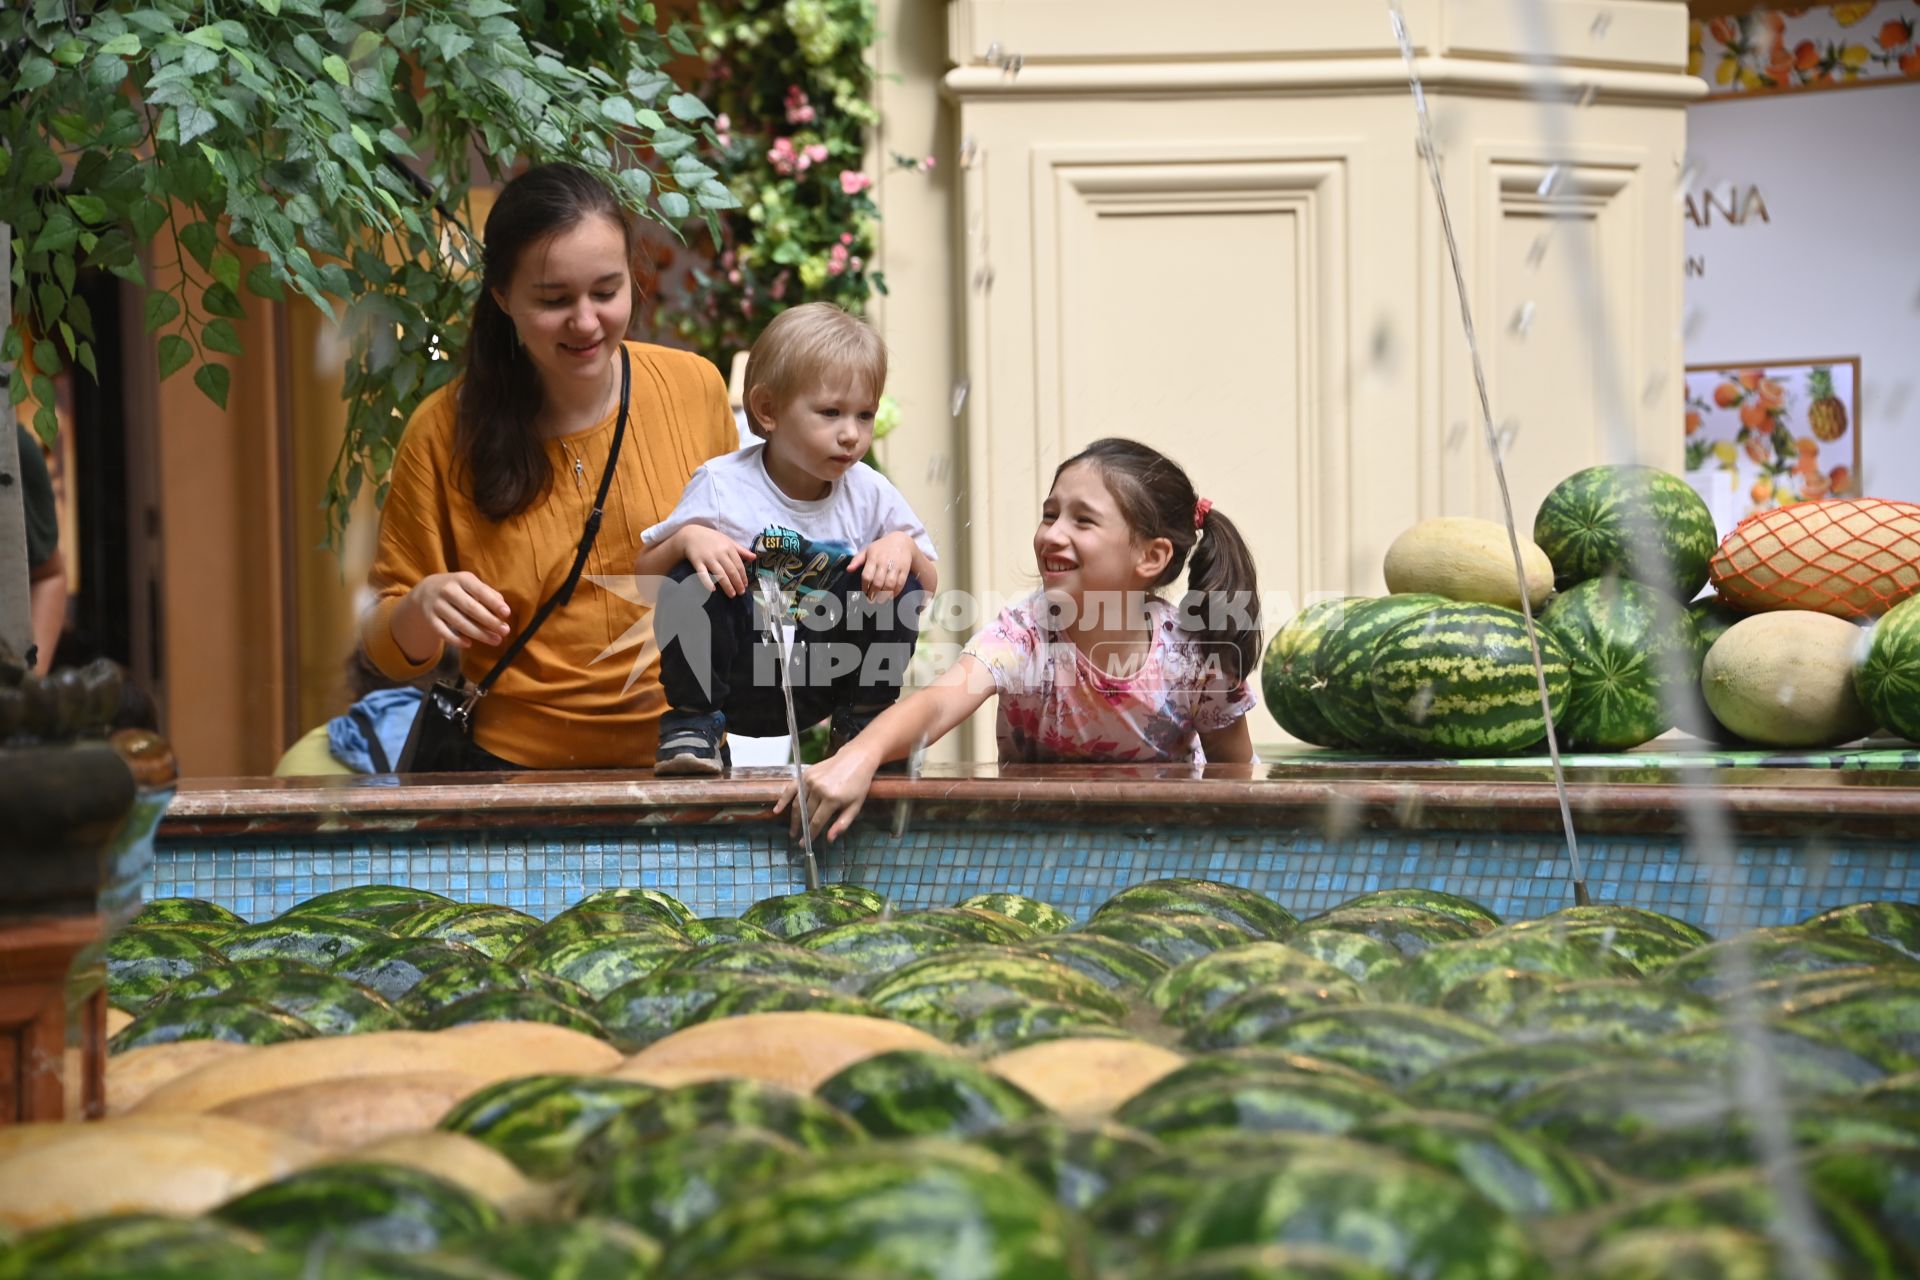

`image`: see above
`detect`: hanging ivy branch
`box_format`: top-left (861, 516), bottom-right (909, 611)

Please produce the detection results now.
top-left (666, 0), bottom-right (883, 368)
top-left (0, 0), bottom-right (736, 546)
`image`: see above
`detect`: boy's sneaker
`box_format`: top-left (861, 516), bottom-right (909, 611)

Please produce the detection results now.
top-left (655, 711), bottom-right (729, 776)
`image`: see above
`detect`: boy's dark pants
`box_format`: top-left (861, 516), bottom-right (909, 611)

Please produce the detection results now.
top-left (657, 562), bottom-right (925, 736)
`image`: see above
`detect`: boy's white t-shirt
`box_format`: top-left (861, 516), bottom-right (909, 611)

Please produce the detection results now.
top-left (643, 443), bottom-right (937, 573)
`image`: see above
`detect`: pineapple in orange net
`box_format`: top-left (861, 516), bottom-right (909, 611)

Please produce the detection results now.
top-left (1808, 365), bottom-right (1848, 442)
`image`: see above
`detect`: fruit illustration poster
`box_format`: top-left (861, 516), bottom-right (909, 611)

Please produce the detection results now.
top-left (1684, 359), bottom-right (1861, 530)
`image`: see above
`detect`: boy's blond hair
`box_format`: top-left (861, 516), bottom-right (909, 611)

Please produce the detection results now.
top-left (741, 302), bottom-right (888, 438)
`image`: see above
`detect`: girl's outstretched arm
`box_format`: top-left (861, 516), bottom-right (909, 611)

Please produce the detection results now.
top-left (775, 654), bottom-right (997, 842)
top-left (1199, 717), bottom-right (1254, 764)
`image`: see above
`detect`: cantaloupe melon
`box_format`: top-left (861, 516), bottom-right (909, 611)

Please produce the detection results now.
top-left (1702, 612), bottom-right (1877, 746)
top-left (1383, 517), bottom-right (1554, 610)
top-left (1709, 498), bottom-right (1920, 618)
top-left (0, 1115), bottom-right (318, 1229)
top-left (987, 1037), bottom-right (1186, 1120)
top-left (107, 1040), bottom-right (255, 1114)
top-left (615, 1011), bottom-right (949, 1092)
top-left (212, 1071), bottom-right (488, 1149)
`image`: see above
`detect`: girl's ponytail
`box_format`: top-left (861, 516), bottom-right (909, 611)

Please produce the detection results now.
top-left (1186, 503), bottom-right (1261, 686)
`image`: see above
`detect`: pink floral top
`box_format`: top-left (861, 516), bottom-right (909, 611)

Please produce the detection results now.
top-left (960, 592), bottom-right (1255, 764)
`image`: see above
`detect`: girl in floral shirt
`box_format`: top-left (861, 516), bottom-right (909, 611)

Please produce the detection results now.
top-left (780, 437), bottom-right (1261, 841)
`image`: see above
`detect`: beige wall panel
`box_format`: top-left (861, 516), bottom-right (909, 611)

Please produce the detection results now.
top-left (950, 0), bottom-right (1444, 64)
top-left (1442, 0), bottom-right (1688, 71)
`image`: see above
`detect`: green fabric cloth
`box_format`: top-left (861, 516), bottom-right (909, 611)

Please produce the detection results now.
top-left (15, 423), bottom-right (57, 571)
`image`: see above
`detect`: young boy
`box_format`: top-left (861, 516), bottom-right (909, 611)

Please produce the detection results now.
top-left (638, 303), bottom-right (937, 775)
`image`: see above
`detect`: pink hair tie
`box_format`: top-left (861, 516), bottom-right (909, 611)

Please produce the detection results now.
top-left (1193, 497), bottom-right (1213, 530)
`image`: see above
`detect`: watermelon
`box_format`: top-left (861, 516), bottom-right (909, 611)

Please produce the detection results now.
top-left (1115, 1070), bottom-right (1406, 1142)
top-left (1158, 1244), bottom-right (1397, 1280)
top-left (797, 918), bottom-right (973, 971)
top-left (949, 999), bottom-right (1122, 1050)
top-left (1300, 908), bottom-right (1484, 958)
top-left (415, 989), bottom-right (611, 1039)
top-left (1781, 973), bottom-right (1920, 1056)
top-left (1436, 968), bottom-right (1557, 1025)
top-left (1503, 980), bottom-right (1720, 1048)
top-left (1021, 935), bottom-right (1171, 992)
top-left (437, 1074), bottom-right (661, 1179)
top-left (1522, 903), bottom-right (1712, 953)
top-left (662, 941), bottom-right (863, 989)
top-left (898, 907), bottom-right (1036, 945)
top-left (594, 967), bottom-right (751, 1051)
top-left (516, 911), bottom-right (689, 955)
top-left (1800, 901), bottom-right (1920, 961)
top-left (977, 1118), bottom-right (1163, 1213)
top-left (741, 891), bottom-right (876, 939)
top-left (1390, 933), bottom-right (1642, 1004)
top-left (1606, 1102), bottom-right (1920, 1183)
top-left (280, 884), bottom-right (455, 927)
top-left (392, 903), bottom-right (541, 959)
top-left (1125, 1047), bottom-right (1386, 1104)
top-left (691, 916), bottom-right (778, 945)
top-left (286, 1248), bottom-right (517, 1278)
top-left (1369, 602), bottom-right (1574, 756)
top-left (1086, 1139), bottom-right (1321, 1258)
top-left (1577, 1226), bottom-right (1782, 1280)
top-left (582, 1078), bottom-right (866, 1161)
top-left (1532, 464), bottom-right (1718, 598)
top-left (1152, 1146), bottom-right (1546, 1278)
top-left (513, 934), bottom-right (690, 1000)
top-left (1857, 594), bottom-right (1920, 741)
top-left (215, 913), bottom-right (397, 967)
top-left (1284, 929), bottom-right (1403, 987)
top-left (574, 1124), bottom-right (809, 1238)
top-left (1405, 1041), bottom-right (1644, 1115)
top-left (1184, 985), bottom-right (1370, 1051)
top-left (0, 1213), bottom-right (274, 1278)
top-left (1352, 1110), bottom-right (1609, 1217)
top-left (1539, 575), bottom-right (1699, 750)
top-left (453, 1218), bottom-right (661, 1280)
top-left (1148, 944), bottom-right (1360, 1027)
top-left (1312, 593), bottom-right (1450, 747)
top-left (1801, 1143), bottom-right (1920, 1260)
top-left (569, 886), bottom-right (695, 927)
top-left (1659, 928), bottom-right (1915, 996)
top-left (817, 1049), bottom-right (1050, 1140)
top-left (863, 949), bottom-right (1130, 1035)
top-left (398, 957), bottom-right (595, 1018)
top-left (814, 883), bottom-right (891, 915)
top-left (660, 1140), bottom-right (1088, 1280)
top-left (1331, 889), bottom-right (1500, 930)
top-left (1077, 912), bottom-right (1255, 966)
top-left (211, 969), bottom-right (406, 1036)
top-left (682, 979), bottom-right (880, 1024)
top-left (1261, 597), bottom-right (1367, 748)
top-left (1500, 1062), bottom-right (1739, 1160)
top-left (143, 955), bottom-right (320, 1003)
top-left (1491, 917), bottom-right (1699, 974)
top-left (215, 1161), bottom-right (502, 1253)
top-left (957, 893), bottom-right (1075, 933)
top-left (1659, 1019), bottom-right (1916, 1094)
top-left (330, 937), bottom-right (492, 1003)
top-left (1234, 1005), bottom-right (1501, 1086)
top-left (1094, 879), bottom-right (1298, 940)
top-left (109, 991), bottom-right (319, 1052)
top-left (132, 897), bottom-right (248, 930)
top-left (106, 927), bottom-right (228, 1009)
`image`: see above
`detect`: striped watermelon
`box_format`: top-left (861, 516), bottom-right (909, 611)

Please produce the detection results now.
top-left (1660, 1020), bottom-right (1915, 1094)
top-left (397, 957), bottom-right (595, 1018)
top-left (957, 893), bottom-right (1076, 933)
top-left (1076, 912), bottom-right (1255, 966)
top-left (109, 992), bottom-right (318, 1052)
top-left (575, 1124), bottom-right (808, 1239)
top-left (1020, 935), bottom-right (1170, 993)
top-left (142, 956), bottom-right (319, 1004)
top-left (1312, 593), bottom-right (1450, 747)
top-left (570, 886), bottom-right (695, 926)
top-left (1390, 933), bottom-right (1641, 1004)
top-left (1157, 1244), bottom-right (1400, 1279)
top-left (1492, 915), bottom-right (1699, 974)
top-left (1283, 929), bottom-right (1403, 987)
top-left (438, 1073), bottom-right (661, 1179)
top-left (1147, 943), bottom-right (1359, 1027)
top-left (816, 1048), bottom-right (1049, 1140)
top-left (1237, 1005), bottom-right (1502, 1086)
top-left (215, 1161), bottom-right (501, 1253)
top-left (1578, 1226), bottom-right (1781, 1280)
top-left (280, 884), bottom-right (455, 927)
top-left (1857, 594), bottom-right (1920, 741)
top-left (1124, 1048), bottom-right (1385, 1106)
top-left (1501, 1061), bottom-right (1736, 1158)
top-left (132, 897), bottom-right (247, 930)
top-left (1331, 889), bottom-right (1500, 930)
top-left (813, 883), bottom-right (891, 915)
top-left (1803, 1144), bottom-right (1920, 1261)
top-left (106, 927), bottom-right (228, 1009)
top-left (946, 999), bottom-right (1121, 1050)
top-left (1532, 903), bottom-right (1712, 951)
top-left (392, 903), bottom-right (541, 959)
top-left (215, 914), bottom-right (397, 967)
top-left (741, 891), bottom-right (876, 939)
top-left (1115, 1070), bottom-right (1405, 1143)
top-left (1404, 1041), bottom-right (1639, 1115)
top-left (1658, 928), bottom-right (1913, 997)
top-left (1532, 464), bottom-right (1718, 598)
top-left (1352, 1110), bottom-right (1610, 1217)
top-left (978, 1119), bottom-right (1165, 1213)
top-left (797, 918), bottom-right (975, 971)
top-left (1300, 907), bottom-right (1483, 958)
top-left (511, 911), bottom-right (689, 958)
top-left (691, 916), bottom-right (778, 945)
top-left (681, 979), bottom-right (879, 1024)
top-left (583, 1078), bottom-right (866, 1161)
top-left (896, 907), bottom-right (1035, 945)
top-left (1539, 575), bottom-right (1699, 750)
top-left (1184, 984), bottom-right (1370, 1052)
top-left (511, 933), bottom-right (690, 1000)
top-left (1799, 900), bottom-right (1920, 960)
top-left (1260, 597), bottom-right (1365, 748)
top-left (662, 941), bottom-right (862, 989)
top-left (1504, 979), bottom-right (1719, 1047)
top-left (328, 937), bottom-right (491, 1003)
top-left (1369, 603), bottom-right (1573, 756)
top-left (1094, 879), bottom-right (1297, 940)
top-left (659, 1140), bottom-right (1087, 1280)
top-left (414, 988), bottom-right (611, 1039)
top-left (593, 967), bottom-right (751, 1051)
top-left (454, 1218), bottom-right (662, 1280)
top-left (863, 948), bottom-right (1130, 1035)
top-left (1435, 967), bottom-right (1558, 1025)
top-left (0, 1213), bottom-right (274, 1277)
top-left (211, 969), bottom-right (406, 1036)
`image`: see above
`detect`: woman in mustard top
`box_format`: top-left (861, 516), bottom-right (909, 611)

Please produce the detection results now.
top-left (362, 163), bottom-right (736, 769)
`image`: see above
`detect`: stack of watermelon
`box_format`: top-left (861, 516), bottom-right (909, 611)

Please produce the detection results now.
top-left (12, 878), bottom-right (1916, 1278)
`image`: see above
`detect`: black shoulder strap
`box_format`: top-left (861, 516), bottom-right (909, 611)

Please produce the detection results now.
top-left (472, 347), bottom-right (631, 695)
top-left (349, 705), bottom-right (391, 773)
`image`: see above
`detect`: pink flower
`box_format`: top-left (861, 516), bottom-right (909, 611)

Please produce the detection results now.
top-left (828, 243), bottom-right (850, 276)
top-left (769, 271), bottom-right (790, 300)
top-left (922, 155), bottom-right (936, 171)
top-left (838, 170), bottom-right (872, 196)
top-left (767, 137), bottom-right (799, 175)
top-left (840, 232), bottom-right (853, 245)
top-left (714, 113), bottom-right (732, 148)
top-left (801, 143), bottom-right (828, 171)
top-left (784, 85), bottom-right (816, 125)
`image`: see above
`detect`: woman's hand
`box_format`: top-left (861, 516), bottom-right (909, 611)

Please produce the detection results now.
top-left (399, 571), bottom-right (511, 658)
top-left (850, 531), bottom-right (917, 603)
top-left (774, 746), bottom-right (881, 844)
top-left (680, 525), bottom-right (755, 598)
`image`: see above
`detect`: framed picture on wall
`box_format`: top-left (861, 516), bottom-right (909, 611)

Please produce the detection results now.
top-left (1683, 357), bottom-right (1861, 531)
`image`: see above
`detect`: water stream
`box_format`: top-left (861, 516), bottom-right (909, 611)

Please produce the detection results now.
top-left (758, 576), bottom-right (821, 889)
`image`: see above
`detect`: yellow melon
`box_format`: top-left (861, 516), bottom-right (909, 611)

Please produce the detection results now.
top-left (1702, 611), bottom-right (1877, 746)
top-left (615, 1012), bottom-right (949, 1093)
top-left (430, 1020), bottom-right (622, 1072)
top-left (108, 1040), bottom-right (255, 1114)
top-left (334, 1132), bottom-right (536, 1208)
top-left (212, 1071), bottom-right (488, 1150)
top-left (0, 1114), bottom-right (319, 1230)
top-left (105, 1008), bottom-right (134, 1038)
top-left (1383, 517), bottom-right (1554, 610)
top-left (987, 1037), bottom-right (1187, 1120)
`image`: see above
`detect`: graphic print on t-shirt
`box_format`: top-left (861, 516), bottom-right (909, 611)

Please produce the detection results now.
top-left (752, 525), bottom-right (854, 617)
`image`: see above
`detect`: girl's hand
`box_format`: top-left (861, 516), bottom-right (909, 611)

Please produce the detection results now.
top-left (408, 572), bottom-right (511, 653)
top-left (680, 526), bottom-right (755, 597)
top-left (773, 747), bottom-right (881, 843)
top-left (850, 531), bottom-right (917, 603)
